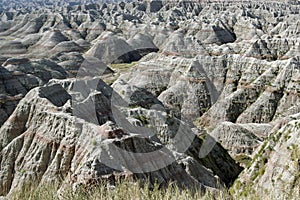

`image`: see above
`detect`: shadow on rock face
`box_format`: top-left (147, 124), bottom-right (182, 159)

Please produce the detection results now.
top-left (39, 84), bottom-right (71, 107)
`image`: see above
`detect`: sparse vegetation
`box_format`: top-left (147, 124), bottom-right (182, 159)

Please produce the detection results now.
top-left (102, 62), bottom-right (138, 85)
top-left (92, 139), bottom-right (97, 146)
top-left (109, 62), bottom-right (137, 72)
top-left (133, 114), bottom-right (148, 125)
top-left (10, 180), bottom-right (231, 200)
top-left (11, 179), bottom-right (300, 200)
top-left (234, 154), bottom-right (252, 167)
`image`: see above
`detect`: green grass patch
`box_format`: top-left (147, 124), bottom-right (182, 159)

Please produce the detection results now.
top-left (109, 62), bottom-right (137, 72)
top-left (234, 154), bottom-right (252, 167)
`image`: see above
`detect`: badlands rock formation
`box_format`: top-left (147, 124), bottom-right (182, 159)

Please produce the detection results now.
top-left (0, 79), bottom-right (242, 196)
top-left (0, 0), bottom-right (299, 198)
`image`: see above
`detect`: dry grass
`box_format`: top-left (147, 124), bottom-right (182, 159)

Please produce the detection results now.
top-left (9, 179), bottom-right (300, 200)
top-left (10, 180), bottom-right (231, 200)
